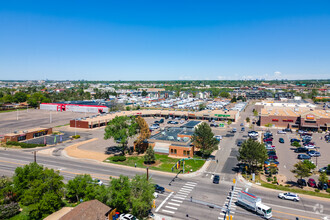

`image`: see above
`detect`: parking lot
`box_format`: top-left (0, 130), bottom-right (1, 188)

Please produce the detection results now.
top-left (0, 109), bottom-right (94, 135)
top-left (265, 129), bottom-right (330, 185)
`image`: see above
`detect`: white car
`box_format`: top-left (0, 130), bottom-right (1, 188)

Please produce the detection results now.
top-left (278, 192), bottom-right (300, 202)
top-left (277, 130), bottom-right (286, 134)
top-left (119, 214), bottom-right (138, 220)
top-left (304, 145), bottom-right (316, 149)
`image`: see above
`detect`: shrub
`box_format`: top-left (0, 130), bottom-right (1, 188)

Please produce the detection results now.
top-left (72, 135), bottom-right (80, 139)
top-left (266, 177), bottom-right (273, 182)
top-left (326, 188), bottom-right (330, 194)
top-left (6, 141), bottom-right (45, 148)
top-left (111, 155), bottom-right (126, 162)
top-left (315, 189), bottom-right (320, 193)
top-left (0, 202), bottom-right (20, 219)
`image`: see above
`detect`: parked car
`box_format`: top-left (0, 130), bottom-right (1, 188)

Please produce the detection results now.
top-left (278, 192), bottom-right (300, 202)
top-left (263, 138), bottom-right (273, 142)
top-left (154, 184), bottom-right (165, 193)
top-left (279, 138), bottom-right (284, 143)
top-left (215, 135), bottom-right (222, 141)
top-left (264, 160), bottom-right (278, 167)
top-left (267, 151), bottom-right (276, 156)
top-left (283, 128), bottom-right (292, 132)
top-left (213, 175), bottom-right (220, 184)
top-left (268, 155), bottom-right (278, 160)
top-left (170, 121), bottom-right (178, 124)
top-left (307, 178), bottom-right (317, 188)
top-left (294, 148), bottom-right (308, 153)
top-left (297, 179), bottom-right (307, 187)
top-left (159, 119), bottom-right (164, 123)
top-left (319, 166), bottom-right (328, 173)
top-left (232, 128), bottom-right (237, 133)
top-left (241, 127), bottom-right (245, 131)
top-left (119, 214), bottom-right (138, 220)
top-left (304, 144), bottom-right (316, 150)
top-left (265, 145), bottom-right (275, 150)
top-left (290, 138), bottom-right (301, 143)
top-left (317, 182), bottom-right (328, 190)
top-left (240, 123), bottom-right (244, 126)
top-left (265, 141), bottom-right (273, 145)
top-left (307, 150), bottom-right (321, 157)
top-left (237, 141), bottom-right (243, 146)
top-left (297, 154), bottom-right (311, 160)
top-left (167, 121), bottom-right (173, 124)
top-left (277, 130), bottom-right (286, 134)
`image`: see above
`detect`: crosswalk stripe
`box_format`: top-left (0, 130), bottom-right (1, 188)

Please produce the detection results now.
top-left (185, 183), bottom-right (196, 187)
top-left (174, 196), bottom-right (186, 199)
top-left (179, 189), bottom-right (191, 193)
top-left (187, 182), bottom-right (197, 185)
top-left (177, 192), bottom-right (189, 196)
top-left (182, 185), bottom-right (194, 189)
top-left (168, 202), bottom-right (180, 206)
top-left (171, 199), bottom-right (183, 203)
top-left (165, 206), bottom-right (178, 210)
top-left (162, 209), bottom-right (175, 214)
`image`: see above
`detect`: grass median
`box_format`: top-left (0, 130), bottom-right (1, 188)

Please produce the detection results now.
top-left (104, 154), bottom-right (205, 173)
top-left (260, 179), bottom-right (330, 199)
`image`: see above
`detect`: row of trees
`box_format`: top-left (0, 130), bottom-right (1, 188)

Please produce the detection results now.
top-left (0, 163), bottom-right (155, 219)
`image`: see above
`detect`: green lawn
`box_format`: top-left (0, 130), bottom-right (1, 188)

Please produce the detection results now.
top-left (0, 108), bottom-right (31, 113)
top-left (10, 206), bottom-right (30, 220)
top-left (105, 154), bottom-right (205, 173)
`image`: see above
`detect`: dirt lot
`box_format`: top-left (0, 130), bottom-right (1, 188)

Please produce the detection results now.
top-left (0, 109), bottom-right (94, 135)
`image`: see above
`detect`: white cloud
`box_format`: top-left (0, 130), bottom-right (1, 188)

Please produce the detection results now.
top-left (274, 71), bottom-right (282, 78)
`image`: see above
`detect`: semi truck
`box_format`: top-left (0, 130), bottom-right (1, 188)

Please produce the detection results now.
top-left (237, 191), bottom-right (272, 219)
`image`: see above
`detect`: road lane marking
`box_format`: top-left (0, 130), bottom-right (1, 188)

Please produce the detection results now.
top-left (273, 210), bottom-right (320, 220)
top-left (182, 185), bottom-right (194, 189)
top-left (165, 206), bottom-right (178, 210)
top-left (173, 196), bottom-right (186, 199)
top-left (162, 209), bottom-right (175, 214)
top-left (171, 199), bottom-right (183, 203)
top-left (168, 202), bottom-right (180, 206)
top-left (156, 192), bottom-right (173, 212)
top-left (187, 181), bottom-right (197, 185)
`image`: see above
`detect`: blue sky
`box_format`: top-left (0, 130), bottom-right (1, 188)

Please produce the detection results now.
top-left (1, 0), bottom-right (330, 81)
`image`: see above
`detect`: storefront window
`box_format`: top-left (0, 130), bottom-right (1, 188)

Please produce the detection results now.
top-left (18, 135), bottom-right (26, 141)
top-left (171, 149), bottom-right (173, 154)
top-left (183, 150), bottom-right (186, 155)
top-left (174, 149), bottom-right (177, 154)
top-left (187, 151), bottom-right (190, 156)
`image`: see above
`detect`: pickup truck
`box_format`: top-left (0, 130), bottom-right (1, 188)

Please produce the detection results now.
top-left (237, 191), bottom-right (272, 219)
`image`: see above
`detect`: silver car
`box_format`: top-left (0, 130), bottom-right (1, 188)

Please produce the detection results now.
top-left (278, 192), bottom-right (300, 202)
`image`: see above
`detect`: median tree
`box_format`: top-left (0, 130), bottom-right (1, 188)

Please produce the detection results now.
top-left (246, 117), bottom-right (250, 123)
top-left (104, 116), bottom-right (139, 155)
top-left (319, 172), bottom-right (329, 186)
top-left (237, 139), bottom-right (268, 173)
top-left (191, 122), bottom-right (219, 158)
top-left (65, 174), bottom-right (99, 203)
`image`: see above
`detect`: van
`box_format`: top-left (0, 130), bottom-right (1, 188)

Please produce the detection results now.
top-left (232, 128), bottom-right (237, 133)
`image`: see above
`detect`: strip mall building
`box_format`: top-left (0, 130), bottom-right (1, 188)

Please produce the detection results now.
top-left (260, 107), bottom-right (330, 131)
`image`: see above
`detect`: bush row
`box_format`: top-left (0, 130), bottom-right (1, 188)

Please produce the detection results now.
top-left (6, 141), bottom-right (46, 148)
top-left (0, 202), bottom-right (20, 219)
top-left (111, 155), bottom-right (126, 162)
top-left (72, 135), bottom-right (80, 139)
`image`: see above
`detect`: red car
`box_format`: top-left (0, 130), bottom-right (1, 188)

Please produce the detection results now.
top-left (303, 142), bottom-right (315, 146)
top-left (268, 155), bottom-right (278, 160)
top-left (307, 178), bottom-right (317, 188)
top-left (264, 138), bottom-right (273, 142)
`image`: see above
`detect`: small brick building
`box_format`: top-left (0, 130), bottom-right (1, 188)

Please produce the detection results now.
top-left (1, 127), bottom-right (52, 143)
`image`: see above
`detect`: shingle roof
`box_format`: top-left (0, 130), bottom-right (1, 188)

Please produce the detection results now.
top-left (59, 200), bottom-right (111, 220)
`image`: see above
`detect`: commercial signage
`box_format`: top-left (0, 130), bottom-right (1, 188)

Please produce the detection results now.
top-left (188, 114), bottom-right (195, 116)
top-left (215, 114), bottom-right (231, 117)
top-left (272, 119), bottom-right (279, 122)
top-left (306, 115), bottom-right (315, 120)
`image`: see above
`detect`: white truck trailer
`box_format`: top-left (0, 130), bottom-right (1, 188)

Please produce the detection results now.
top-left (237, 191), bottom-right (272, 219)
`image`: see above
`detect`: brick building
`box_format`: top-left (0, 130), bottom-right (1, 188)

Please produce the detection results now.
top-left (1, 127), bottom-right (52, 143)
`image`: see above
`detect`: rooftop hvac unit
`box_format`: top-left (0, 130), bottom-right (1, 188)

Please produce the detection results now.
top-left (14, 131), bottom-right (18, 134)
top-left (23, 130), bottom-right (28, 133)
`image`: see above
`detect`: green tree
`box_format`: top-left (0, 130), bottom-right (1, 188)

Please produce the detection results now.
top-left (126, 106), bottom-right (131, 111)
top-left (291, 161), bottom-right (313, 182)
top-left (253, 109), bottom-right (258, 117)
top-left (231, 95), bottom-right (237, 103)
top-left (144, 146), bottom-right (155, 164)
top-left (141, 90), bottom-right (148, 97)
top-left (104, 116), bottom-right (139, 155)
top-left (13, 163), bottom-right (64, 218)
top-left (291, 141), bottom-right (301, 147)
top-left (13, 92), bottom-right (28, 103)
top-left (237, 139), bottom-right (268, 173)
top-left (246, 117), bottom-right (250, 123)
top-left (302, 160), bottom-right (316, 170)
top-left (219, 91), bottom-right (230, 98)
top-left (198, 103), bottom-right (206, 111)
top-left (130, 174), bottom-right (155, 218)
top-left (191, 122), bottom-right (219, 158)
top-left (319, 172), bottom-right (329, 185)
top-left (108, 175), bottom-right (131, 213)
top-left (227, 120), bottom-right (232, 126)
top-left (65, 174), bottom-right (98, 203)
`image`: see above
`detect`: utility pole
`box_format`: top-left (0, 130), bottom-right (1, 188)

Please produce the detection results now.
top-left (33, 151), bottom-right (37, 163)
top-left (146, 167), bottom-right (149, 181)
